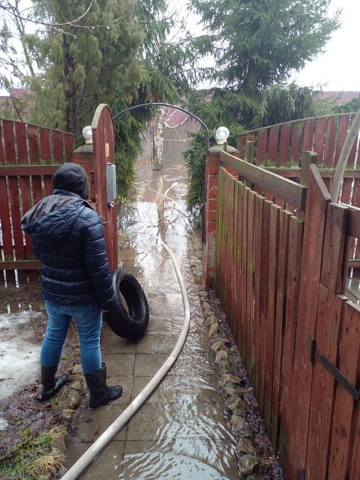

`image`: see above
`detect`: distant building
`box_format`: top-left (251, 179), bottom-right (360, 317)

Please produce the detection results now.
top-left (0, 88), bottom-right (32, 121)
top-left (316, 91), bottom-right (360, 105)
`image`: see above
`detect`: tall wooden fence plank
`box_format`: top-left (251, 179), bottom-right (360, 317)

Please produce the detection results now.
top-left (236, 181), bottom-right (246, 352)
top-left (263, 203), bottom-right (281, 438)
top-left (348, 392), bottom-right (360, 479)
top-left (278, 124), bottom-right (291, 167)
top-left (232, 179), bottom-right (240, 342)
top-left (290, 122), bottom-right (302, 165)
top-left (286, 165), bottom-right (331, 479)
top-left (241, 188), bottom-right (250, 361)
top-left (256, 129), bottom-right (267, 164)
top-left (324, 117), bottom-right (336, 168)
top-left (271, 209), bottom-right (291, 447)
top-left (3, 120), bottom-right (16, 283)
top-left (320, 203), bottom-right (348, 293)
top-left (246, 191), bottom-right (255, 380)
top-left (305, 287), bottom-right (343, 480)
top-left (258, 199), bottom-right (271, 415)
top-left (215, 168), bottom-right (225, 299)
top-left (328, 300), bottom-right (360, 480)
top-left (334, 115), bottom-right (350, 169)
top-left (303, 119), bottom-right (314, 151)
top-left (314, 117), bottom-right (327, 165)
top-left (279, 215), bottom-right (303, 468)
top-left (268, 126), bottom-right (279, 165)
top-left (253, 194), bottom-right (263, 399)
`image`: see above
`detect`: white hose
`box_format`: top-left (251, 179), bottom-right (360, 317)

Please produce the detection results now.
top-left (61, 241), bottom-right (191, 480)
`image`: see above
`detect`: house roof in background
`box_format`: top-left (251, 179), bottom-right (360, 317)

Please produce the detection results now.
top-left (0, 88), bottom-right (32, 101)
top-left (317, 91), bottom-right (360, 104)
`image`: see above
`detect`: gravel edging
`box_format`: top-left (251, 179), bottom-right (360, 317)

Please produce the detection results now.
top-left (188, 241), bottom-right (284, 480)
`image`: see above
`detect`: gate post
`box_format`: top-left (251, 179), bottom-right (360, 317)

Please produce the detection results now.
top-left (203, 143), bottom-right (239, 285)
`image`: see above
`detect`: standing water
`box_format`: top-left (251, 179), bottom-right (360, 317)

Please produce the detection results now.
top-left (63, 156), bottom-right (240, 479)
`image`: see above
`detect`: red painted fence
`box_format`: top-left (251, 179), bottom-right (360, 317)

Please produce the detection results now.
top-left (238, 113), bottom-right (360, 206)
top-left (0, 120), bottom-right (74, 284)
top-left (204, 113), bottom-right (360, 479)
top-left (0, 104), bottom-right (118, 285)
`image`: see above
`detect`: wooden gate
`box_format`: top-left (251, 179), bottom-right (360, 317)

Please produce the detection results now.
top-left (0, 103), bottom-right (118, 285)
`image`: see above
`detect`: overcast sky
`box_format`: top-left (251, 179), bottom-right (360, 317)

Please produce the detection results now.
top-left (2, 0), bottom-right (358, 95)
top-left (290, 0), bottom-right (360, 92)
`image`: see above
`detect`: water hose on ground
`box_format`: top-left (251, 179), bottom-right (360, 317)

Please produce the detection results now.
top-left (61, 240), bottom-right (191, 480)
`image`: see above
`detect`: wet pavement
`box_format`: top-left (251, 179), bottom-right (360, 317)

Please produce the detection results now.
top-left (63, 158), bottom-right (240, 479)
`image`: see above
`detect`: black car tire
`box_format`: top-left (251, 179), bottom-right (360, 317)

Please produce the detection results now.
top-left (103, 268), bottom-right (149, 339)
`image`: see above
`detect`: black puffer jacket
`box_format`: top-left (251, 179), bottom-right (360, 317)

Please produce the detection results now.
top-left (21, 163), bottom-right (115, 310)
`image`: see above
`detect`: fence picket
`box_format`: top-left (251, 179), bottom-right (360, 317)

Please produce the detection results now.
top-left (241, 188), bottom-right (249, 360)
top-left (348, 390), bottom-right (360, 479)
top-left (303, 119), bottom-right (314, 151)
top-left (271, 209), bottom-right (291, 447)
top-left (335, 115), bottom-right (350, 170)
top-left (278, 124), bottom-right (291, 166)
top-left (253, 194), bottom-right (263, 399)
top-left (305, 287), bottom-right (343, 480)
top-left (278, 215), bottom-right (303, 468)
top-left (263, 203), bottom-right (280, 440)
top-left (314, 117), bottom-right (327, 165)
top-left (256, 129), bottom-right (267, 164)
top-left (236, 181), bottom-right (245, 353)
top-left (258, 199), bottom-right (271, 416)
top-left (328, 301), bottom-right (360, 480)
top-left (268, 126), bottom-right (279, 165)
top-left (290, 121), bottom-right (302, 165)
top-left (246, 191), bottom-right (255, 382)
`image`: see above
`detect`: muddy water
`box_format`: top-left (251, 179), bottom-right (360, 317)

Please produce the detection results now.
top-left (113, 159), bottom-right (238, 479)
top-left (117, 161), bottom-right (192, 280)
top-left (64, 156), bottom-right (239, 479)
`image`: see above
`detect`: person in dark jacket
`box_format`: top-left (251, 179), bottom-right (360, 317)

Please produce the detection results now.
top-left (21, 162), bottom-right (123, 408)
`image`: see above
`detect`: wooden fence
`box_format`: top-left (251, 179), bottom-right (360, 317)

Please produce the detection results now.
top-left (238, 113), bottom-right (360, 207)
top-left (0, 104), bottom-right (118, 285)
top-left (203, 113), bottom-right (360, 479)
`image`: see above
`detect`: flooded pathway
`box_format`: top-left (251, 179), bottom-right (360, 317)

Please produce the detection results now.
top-left (63, 157), bottom-right (240, 479)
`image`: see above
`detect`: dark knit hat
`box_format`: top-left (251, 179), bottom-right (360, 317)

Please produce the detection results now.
top-left (53, 163), bottom-right (89, 199)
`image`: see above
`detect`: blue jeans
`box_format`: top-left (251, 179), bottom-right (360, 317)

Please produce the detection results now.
top-left (41, 300), bottom-right (102, 374)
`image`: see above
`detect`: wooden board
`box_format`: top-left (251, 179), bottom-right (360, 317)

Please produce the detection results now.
top-left (305, 287), bottom-right (343, 479)
top-left (263, 203), bottom-right (281, 439)
top-left (279, 215), bottom-right (303, 466)
top-left (285, 165), bottom-right (331, 478)
top-left (328, 300), bottom-right (360, 480)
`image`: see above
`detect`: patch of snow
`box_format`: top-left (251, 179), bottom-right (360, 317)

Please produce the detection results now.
top-left (0, 311), bottom-right (43, 401)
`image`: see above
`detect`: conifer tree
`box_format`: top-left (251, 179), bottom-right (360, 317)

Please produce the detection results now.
top-left (25, 0), bottom-right (144, 135)
top-left (189, 0), bottom-right (340, 127)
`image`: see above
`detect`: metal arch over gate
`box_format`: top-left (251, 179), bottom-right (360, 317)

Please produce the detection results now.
top-left (113, 102), bottom-right (210, 149)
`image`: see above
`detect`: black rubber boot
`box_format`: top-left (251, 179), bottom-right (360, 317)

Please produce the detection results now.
top-left (85, 362), bottom-right (123, 409)
top-left (41, 365), bottom-right (68, 401)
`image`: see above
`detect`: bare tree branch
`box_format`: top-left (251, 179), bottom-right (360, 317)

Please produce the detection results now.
top-left (0, 2), bottom-right (94, 34)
